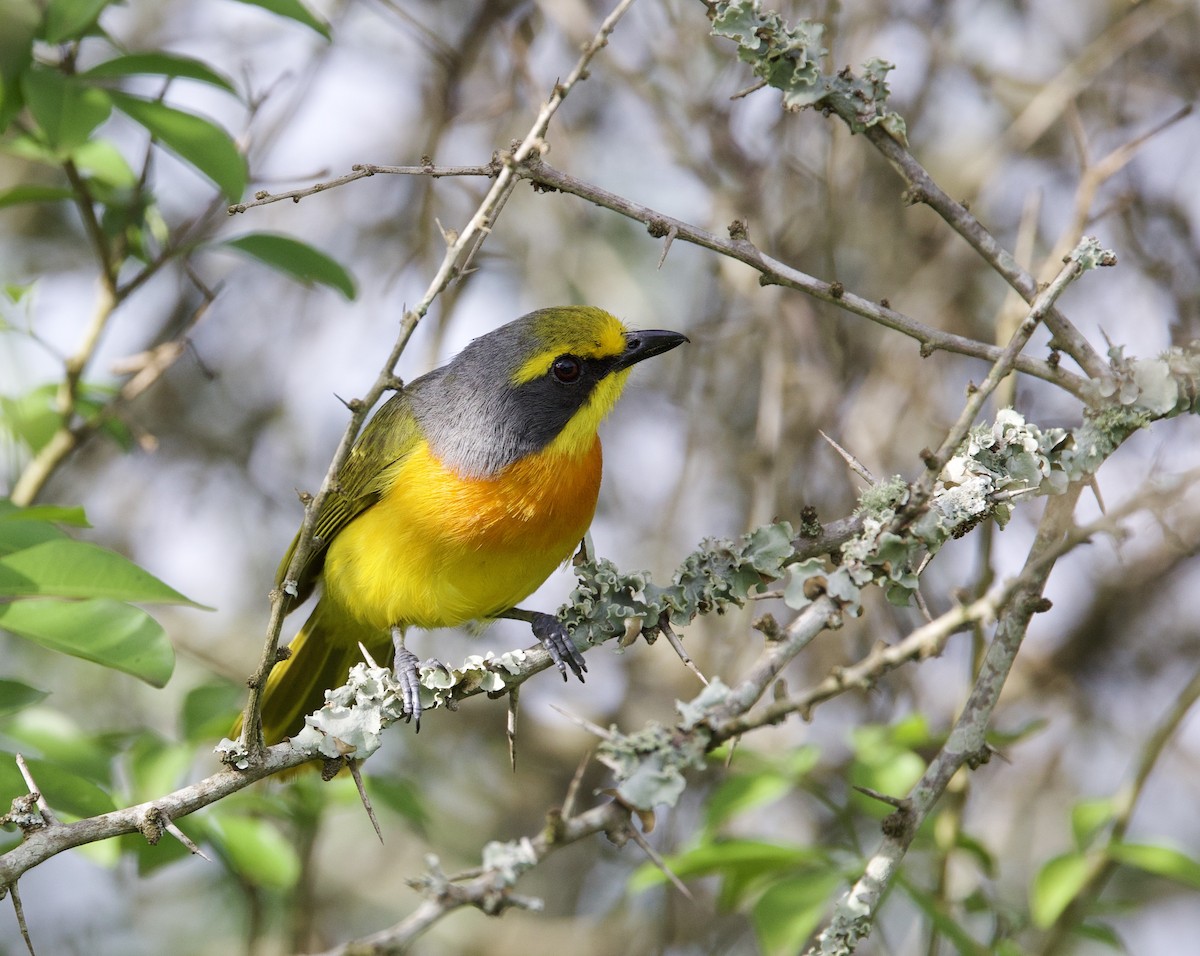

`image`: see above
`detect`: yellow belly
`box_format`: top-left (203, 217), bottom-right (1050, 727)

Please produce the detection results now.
top-left (322, 437), bottom-right (602, 631)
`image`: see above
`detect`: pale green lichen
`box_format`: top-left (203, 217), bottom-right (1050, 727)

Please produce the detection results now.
top-left (596, 722), bottom-right (708, 810)
top-left (290, 662), bottom-right (407, 761)
top-left (709, 1), bottom-right (906, 141)
top-left (676, 677), bottom-right (734, 730)
top-left (481, 837), bottom-right (540, 886)
top-left (562, 521), bottom-right (796, 647)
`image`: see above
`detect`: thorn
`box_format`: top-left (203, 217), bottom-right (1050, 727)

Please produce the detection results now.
top-left (912, 586), bottom-right (935, 625)
top-left (547, 703), bottom-right (612, 740)
top-left (348, 759), bottom-right (384, 846)
top-left (165, 819), bottom-right (212, 861)
top-left (1086, 474), bottom-right (1106, 515)
top-left (627, 824), bottom-right (694, 901)
top-left (818, 430), bottom-right (877, 485)
top-left (508, 686), bottom-right (520, 773)
top-left (656, 225), bottom-right (678, 270)
top-left (562, 749), bottom-right (591, 820)
top-left (358, 641), bottom-right (380, 668)
top-left (730, 78), bottom-right (768, 100)
top-left (9, 882), bottom-right (36, 956)
top-left (852, 785), bottom-right (908, 809)
top-left (659, 615), bottom-right (708, 685)
top-left (434, 217), bottom-right (458, 246)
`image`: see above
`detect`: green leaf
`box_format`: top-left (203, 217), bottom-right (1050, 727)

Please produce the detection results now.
top-left (0, 679), bottom-right (48, 717)
top-left (954, 830), bottom-right (997, 878)
top-left (899, 874), bottom-right (990, 956)
top-left (0, 0), bottom-right (38, 78)
top-left (208, 814), bottom-right (302, 889)
top-left (109, 91), bottom-right (245, 201)
top-left (0, 597), bottom-right (176, 686)
top-left (126, 732), bottom-right (192, 801)
top-left (1031, 851), bottom-right (1093, 928)
top-left (705, 770), bottom-right (792, 834)
top-left (0, 183), bottom-right (74, 208)
top-left (0, 502), bottom-right (89, 527)
top-left (0, 517), bottom-right (67, 555)
top-left (82, 52), bottom-right (237, 94)
top-left (3, 708), bottom-right (116, 784)
top-left (1074, 921), bottom-right (1125, 950)
top-left (220, 233), bottom-right (357, 299)
top-left (630, 838), bottom-right (818, 893)
top-left (232, 0), bottom-right (331, 39)
top-left (751, 873), bottom-right (842, 956)
top-left (0, 755), bottom-right (116, 818)
top-left (70, 137), bottom-right (138, 188)
top-left (0, 538), bottom-right (206, 606)
top-left (0, 383), bottom-right (58, 453)
top-left (181, 682), bottom-right (244, 742)
top-left (21, 67), bottom-right (112, 153)
top-left (40, 0), bottom-right (114, 42)
top-left (1109, 841), bottom-right (1200, 890)
top-left (1071, 798), bottom-right (1115, 850)
top-left (363, 774), bottom-right (430, 831)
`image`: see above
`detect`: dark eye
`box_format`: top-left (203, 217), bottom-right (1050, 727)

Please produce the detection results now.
top-left (552, 356), bottom-right (583, 383)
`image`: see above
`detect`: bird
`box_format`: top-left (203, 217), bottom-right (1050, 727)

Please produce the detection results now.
top-left (247, 305), bottom-right (687, 744)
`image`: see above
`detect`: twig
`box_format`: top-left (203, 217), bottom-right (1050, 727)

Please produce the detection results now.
top-left (310, 801), bottom-right (634, 955)
top-left (14, 755), bottom-right (58, 828)
top-left (915, 244), bottom-right (1101, 490)
top-left (1036, 658), bottom-right (1200, 954)
top-left (227, 163), bottom-right (499, 214)
top-left (0, 743), bottom-right (312, 891)
top-left (516, 158), bottom-right (1095, 402)
top-left (847, 116), bottom-right (1109, 382)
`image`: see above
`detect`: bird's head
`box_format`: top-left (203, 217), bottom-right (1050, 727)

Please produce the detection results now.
top-left (412, 306), bottom-right (688, 478)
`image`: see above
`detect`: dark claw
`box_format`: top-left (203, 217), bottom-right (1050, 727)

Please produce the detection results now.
top-left (529, 612), bottom-right (587, 683)
top-left (391, 644), bottom-right (423, 731)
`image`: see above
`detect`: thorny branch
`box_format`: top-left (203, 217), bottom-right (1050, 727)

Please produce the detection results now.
top-left (807, 486), bottom-right (1084, 955)
top-left (222, 156), bottom-right (1096, 403)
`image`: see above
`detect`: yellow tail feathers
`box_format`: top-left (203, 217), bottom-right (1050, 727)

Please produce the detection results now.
top-left (249, 599), bottom-right (392, 745)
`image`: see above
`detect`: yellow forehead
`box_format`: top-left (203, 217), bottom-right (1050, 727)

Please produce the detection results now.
top-left (512, 308), bottom-right (628, 385)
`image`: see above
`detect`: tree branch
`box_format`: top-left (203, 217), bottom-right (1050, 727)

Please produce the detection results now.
top-left (807, 486), bottom-right (1083, 954)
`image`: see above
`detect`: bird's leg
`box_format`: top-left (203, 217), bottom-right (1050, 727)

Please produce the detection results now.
top-left (390, 626), bottom-right (423, 728)
top-left (499, 608), bottom-right (588, 683)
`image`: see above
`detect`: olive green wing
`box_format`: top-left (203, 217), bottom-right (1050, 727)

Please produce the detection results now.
top-left (276, 392), bottom-right (423, 605)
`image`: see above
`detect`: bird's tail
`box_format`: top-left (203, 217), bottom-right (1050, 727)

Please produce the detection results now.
top-left (234, 599), bottom-right (391, 745)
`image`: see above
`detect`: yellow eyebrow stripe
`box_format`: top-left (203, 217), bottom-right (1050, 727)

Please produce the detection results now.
top-left (510, 320), bottom-right (628, 385)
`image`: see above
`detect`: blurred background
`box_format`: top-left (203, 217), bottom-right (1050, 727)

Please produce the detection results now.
top-left (2, 0), bottom-right (1200, 953)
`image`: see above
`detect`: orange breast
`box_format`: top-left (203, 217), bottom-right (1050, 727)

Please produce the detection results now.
top-left (322, 436), bottom-right (602, 632)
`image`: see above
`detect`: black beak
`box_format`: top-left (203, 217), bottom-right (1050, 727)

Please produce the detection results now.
top-left (615, 329), bottom-right (689, 371)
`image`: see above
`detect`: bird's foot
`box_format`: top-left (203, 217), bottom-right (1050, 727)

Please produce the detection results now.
top-left (529, 612), bottom-right (588, 683)
top-left (390, 631), bottom-right (423, 730)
